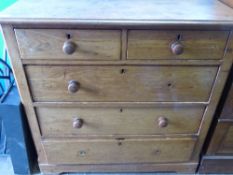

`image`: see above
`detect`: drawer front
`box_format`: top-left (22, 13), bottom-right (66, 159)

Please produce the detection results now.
top-left (218, 125), bottom-right (233, 154)
top-left (25, 65), bottom-right (218, 102)
top-left (37, 106), bottom-right (205, 137)
top-left (128, 30), bottom-right (229, 60)
top-left (15, 29), bottom-right (121, 60)
top-left (43, 138), bottom-right (196, 164)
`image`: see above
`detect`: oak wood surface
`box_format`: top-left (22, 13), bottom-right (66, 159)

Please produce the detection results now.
top-left (40, 162), bottom-right (198, 174)
top-left (128, 30), bottom-right (229, 60)
top-left (21, 59), bottom-right (222, 66)
top-left (36, 106), bottom-right (205, 137)
top-left (42, 137), bottom-right (196, 164)
top-left (25, 65), bottom-right (218, 102)
top-left (1, 0), bottom-right (233, 26)
top-left (121, 29), bottom-right (127, 60)
top-left (15, 29), bottom-right (121, 60)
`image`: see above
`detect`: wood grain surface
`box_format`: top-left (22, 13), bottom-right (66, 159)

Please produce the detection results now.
top-left (42, 137), bottom-right (196, 164)
top-left (128, 30), bottom-right (229, 60)
top-left (15, 29), bottom-right (121, 60)
top-left (25, 65), bottom-right (218, 102)
top-left (1, 0), bottom-right (233, 26)
top-left (40, 162), bottom-right (198, 174)
top-left (37, 106), bottom-right (205, 137)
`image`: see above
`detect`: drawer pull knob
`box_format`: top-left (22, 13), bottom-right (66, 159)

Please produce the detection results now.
top-left (158, 117), bottom-right (168, 128)
top-left (68, 80), bottom-right (80, 93)
top-left (73, 118), bottom-right (83, 129)
top-left (171, 41), bottom-right (184, 55)
top-left (63, 41), bottom-right (77, 55)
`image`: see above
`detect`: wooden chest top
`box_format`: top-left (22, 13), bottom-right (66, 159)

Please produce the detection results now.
top-left (1, 0), bottom-right (233, 27)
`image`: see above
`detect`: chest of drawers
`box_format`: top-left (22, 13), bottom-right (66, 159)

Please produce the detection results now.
top-left (1, 0), bottom-right (233, 174)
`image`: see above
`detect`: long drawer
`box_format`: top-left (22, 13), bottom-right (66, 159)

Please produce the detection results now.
top-left (37, 106), bottom-right (205, 137)
top-left (128, 30), bottom-right (229, 60)
top-left (15, 29), bottom-right (121, 60)
top-left (43, 138), bottom-right (196, 164)
top-left (25, 65), bottom-right (218, 102)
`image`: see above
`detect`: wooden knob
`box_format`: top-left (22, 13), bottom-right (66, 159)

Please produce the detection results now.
top-left (171, 41), bottom-right (184, 55)
top-left (63, 41), bottom-right (76, 55)
top-left (158, 117), bottom-right (168, 128)
top-left (68, 80), bottom-right (80, 93)
top-left (73, 118), bottom-right (83, 129)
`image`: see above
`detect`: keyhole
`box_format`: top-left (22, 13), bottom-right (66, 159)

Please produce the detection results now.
top-left (118, 142), bottom-right (122, 146)
top-left (120, 69), bottom-right (126, 74)
top-left (120, 108), bottom-right (123, 112)
top-left (79, 150), bottom-right (86, 156)
top-left (66, 33), bottom-right (71, 39)
top-left (167, 83), bottom-right (172, 87)
top-left (154, 149), bottom-right (161, 155)
top-left (177, 34), bottom-right (182, 41)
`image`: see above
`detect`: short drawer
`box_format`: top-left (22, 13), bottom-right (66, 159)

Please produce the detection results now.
top-left (37, 106), bottom-right (205, 137)
top-left (15, 29), bottom-right (121, 60)
top-left (128, 30), bottom-right (229, 60)
top-left (43, 138), bottom-right (196, 164)
top-left (25, 65), bottom-right (218, 102)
